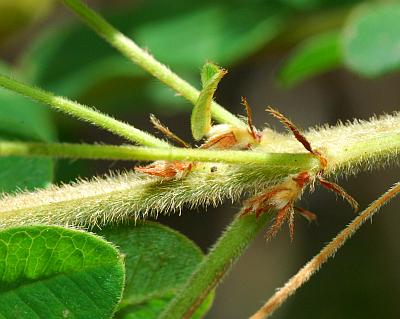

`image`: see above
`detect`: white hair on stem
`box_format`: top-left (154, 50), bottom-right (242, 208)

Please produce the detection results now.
top-left (0, 112), bottom-right (398, 229)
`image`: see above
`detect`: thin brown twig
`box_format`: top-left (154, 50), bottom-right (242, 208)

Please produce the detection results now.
top-left (249, 182), bottom-right (400, 319)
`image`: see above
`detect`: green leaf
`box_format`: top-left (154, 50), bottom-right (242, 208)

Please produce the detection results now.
top-left (98, 222), bottom-right (214, 319)
top-left (21, 1), bottom-right (286, 106)
top-left (0, 225), bottom-right (125, 319)
top-left (0, 62), bottom-right (55, 193)
top-left (191, 62), bottom-right (226, 141)
top-left (279, 30), bottom-right (341, 87)
top-left (342, 3), bottom-right (400, 77)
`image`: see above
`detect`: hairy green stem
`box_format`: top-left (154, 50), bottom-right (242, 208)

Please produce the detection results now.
top-left (0, 113), bottom-right (398, 230)
top-left (0, 114), bottom-right (398, 316)
top-left (0, 74), bottom-right (168, 147)
top-left (61, 0), bottom-right (245, 128)
top-left (159, 111), bottom-right (400, 318)
top-left (0, 160), bottom-right (313, 229)
top-left (0, 141), bottom-right (314, 166)
top-left (159, 213), bottom-right (271, 319)
top-left (259, 113), bottom-right (400, 176)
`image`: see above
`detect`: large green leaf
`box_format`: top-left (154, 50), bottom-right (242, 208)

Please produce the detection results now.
top-left (0, 63), bottom-right (55, 193)
top-left (0, 225), bottom-right (125, 319)
top-left (342, 3), bottom-right (400, 77)
top-left (21, 0), bottom-right (287, 107)
top-left (279, 30), bottom-right (341, 87)
top-left (98, 222), bottom-right (214, 319)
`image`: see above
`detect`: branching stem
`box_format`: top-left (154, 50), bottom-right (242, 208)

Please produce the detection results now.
top-left (0, 113), bottom-right (398, 318)
top-left (0, 74), bottom-right (168, 147)
top-left (0, 2), bottom-right (398, 318)
top-left (249, 182), bottom-right (400, 319)
top-left (61, 0), bottom-right (245, 128)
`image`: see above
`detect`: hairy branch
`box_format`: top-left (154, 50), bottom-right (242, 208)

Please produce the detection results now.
top-left (0, 113), bottom-right (398, 229)
top-left (0, 141), bottom-right (313, 165)
top-left (0, 74), bottom-right (168, 147)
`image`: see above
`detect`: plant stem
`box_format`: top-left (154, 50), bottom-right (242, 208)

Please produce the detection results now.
top-left (0, 141), bottom-right (315, 166)
top-left (159, 213), bottom-right (271, 319)
top-left (61, 0), bottom-right (245, 128)
top-left (0, 114), bottom-right (398, 229)
top-left (259, 112), bottom-right (400, 176)
top-left (249, 182), bottom-right (400, 319)
top-left (0, 74), bottom-right (168, 148)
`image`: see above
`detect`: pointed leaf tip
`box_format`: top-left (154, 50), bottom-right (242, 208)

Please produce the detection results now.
top-left (200, 62), bottom-right (224, 86)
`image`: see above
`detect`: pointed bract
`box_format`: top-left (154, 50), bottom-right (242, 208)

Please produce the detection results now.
top-left (191, 63), bottom-right (227, 141)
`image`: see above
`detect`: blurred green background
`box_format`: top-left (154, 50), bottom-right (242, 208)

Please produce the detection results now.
top-left (0, 0), bottom-right (399, 318)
